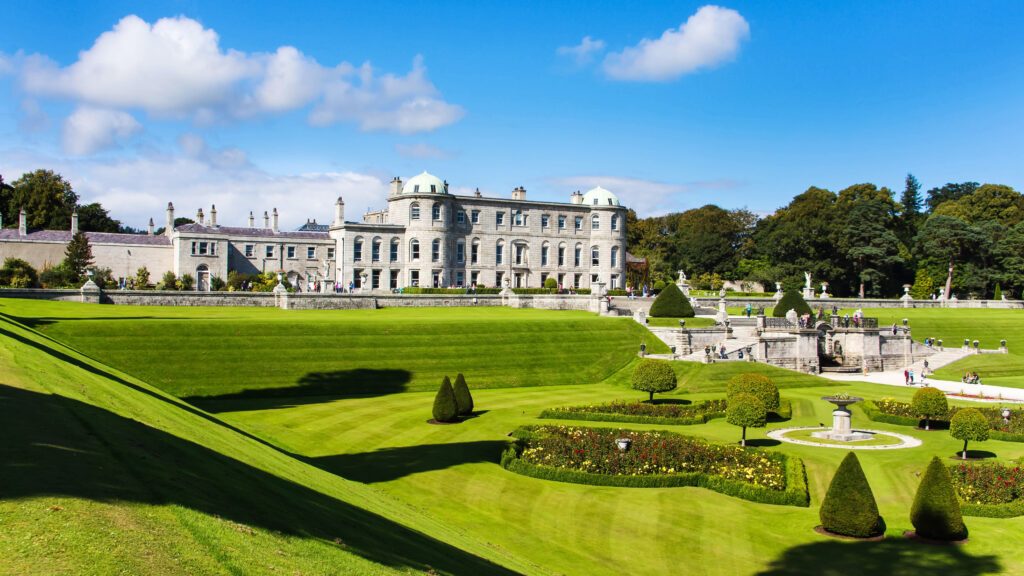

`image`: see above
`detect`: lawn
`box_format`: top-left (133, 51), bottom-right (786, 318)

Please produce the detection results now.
top-left (647, 316), bottom-right (716, 328)
top-left (4, 298), bottom-right (1024, 575)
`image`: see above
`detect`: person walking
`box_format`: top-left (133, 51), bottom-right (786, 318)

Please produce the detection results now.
top-left (909, 369), bottom-right (915, 384)
top-left (904, 369), bottom-right (910, 385)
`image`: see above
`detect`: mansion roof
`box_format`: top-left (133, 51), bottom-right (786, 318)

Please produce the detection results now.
top-left (0, 229), bottom-right (171, 246)
top-left (175, 223), bottom-right (329, 240)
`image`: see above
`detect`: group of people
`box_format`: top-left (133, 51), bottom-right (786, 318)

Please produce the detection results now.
top-left (903, 368), bottom-right (923, 385)
top-left (962, 372), bottom-right (983, 384)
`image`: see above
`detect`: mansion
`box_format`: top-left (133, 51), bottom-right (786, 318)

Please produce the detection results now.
top-left (0, 171), bottom-right (629, 292)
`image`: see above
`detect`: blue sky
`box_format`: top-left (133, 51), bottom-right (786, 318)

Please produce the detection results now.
top-left (1, 1), bottom-right (1022, 228)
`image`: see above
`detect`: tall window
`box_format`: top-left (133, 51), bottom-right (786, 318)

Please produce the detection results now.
top-left (513, 211), bottom-right (524, 226)
top-left (541, 214), bottom-right (550, 228)
top-left (456, 240), bottom-right (465, 263)
top-left (496, 241), bottom-right (504, 265)
top-left (591, 214), bottom-right (600, 230)
top-left (265, 245), bottom-right (274, 258)
top-left (371, 238), bottom-right (381, 262)
top-left (327, 247), bottom-right (335, 260)
top-left (611, 246), bottom-right (619, 267)
top-left (353, 238), bottom-right (363, 261)
top-left (471, 240), bottom-right (479, 264)
top-left (390, 238), bottom-right (399, 262)
top-left (574, 245), bottom-right (582, 267)
top-left (471, 210), bottom-right (480, 224)
top-left (515, 243), bottom-right (526, 265)
top-left (410, 202), bottom-right (420, 220)
top-left (287, 246), bottom-right (296, 259)
top-left (541, 243), bottom-right (549, 266)
top-left (432, 204), bottom-right (441, 220)
top-left (611, 214), bottom-right (619, 231)
top-left (558, 215), bottom-right (566, 229)
top-left (591, 246), bottom-right (600, 266)
top-left (307, 246), bottom-right (316, 259)
top-left (244, 244), bottom-right (254, 258)
top-left (558, 244), bottom-right (566, 266)
top-left (431, 239), bottom-right (441, 262)
top-left (457, 210), bottom-right (466, 224)
top-left (575, 216), bottom-right (583, 230)
top-left (496, 212), bottom-right (505, 226)
top-left (410, 239), bottom-right (420, 260)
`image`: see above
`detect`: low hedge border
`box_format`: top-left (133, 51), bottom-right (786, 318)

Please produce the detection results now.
top-left (861, 401), bottom-right (1024, 443)
top-left (500, 427), bottom-right (810, 507)
top-left (539, 399), bottom-right (791, 426)
top-left (960, 500), bottom-right (1024, 518)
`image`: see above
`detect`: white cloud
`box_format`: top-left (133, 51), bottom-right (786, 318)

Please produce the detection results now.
top-left (553, 175), bottom-right (746, 216)
top-left (177, 133), bottom-right (249, 169)
top-left (13, 15), bottom-right (462, 138)
top-left (0, 53), bottom-right (14, 75)
top-left (556, 36), bottom-right (606, 64)
top-left (63, 107), bottom-right (142, 155)
top-left (603, 5), bottom-right (749, 81)
top-left (395, 142), bottom-right (452, 159)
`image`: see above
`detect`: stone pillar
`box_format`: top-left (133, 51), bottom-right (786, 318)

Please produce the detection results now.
top-left (210, 205), bottom-right (218, 227)
top-left (147, 218), bottom-right (154, 235)
top-left (197, 208), bottom-right (205, 225)
top-left (71, 211), bottom-right (79, 235)
top-left (19, 208), bottom-right (27, 236)
top-left (334, 197), bottom-right (345, 226)
top-left (832, 408), bottom-right (852, 435)
top-left (676, 329), bottom-right (693, 355)
top-left (901, 284), bottom-right (913, 308)
top-left (272, 208), bottom-right (279, 233)
top-left (756, 312), bottom-right (766, 332)
top-left (80, 279), bottom-right (101, 304)
top-left (165, 202), bottom-right (175, 237)
top-left (716, 296), bottom-right (728, 322)
top-left (632, 308), bottom-right (646, 325)
top-left (264, 211), bottom-right (271, 229)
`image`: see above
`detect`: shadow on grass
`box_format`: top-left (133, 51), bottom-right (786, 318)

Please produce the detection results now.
top-left (949, 450), bottom-right (998, 460)
top-left (312, 441), bottom-right (510, 484)
top-left (745, 439), bottom-right (782, 448)
top-left (187, 369), bottom-right (412, 412)
top-left (644, 398), bottom-right (693, 406)
top-left (0, 313), bottom-right (165, 329)
top-left (756, 538), bottom-right (1001, 576)
top-left (0, 383), bottom-right (519, 575)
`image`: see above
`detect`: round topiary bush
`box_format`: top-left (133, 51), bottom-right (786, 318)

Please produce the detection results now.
top-left (452, 372), bottom-right (474, 416)
top-left (911, 387), bottom-right (948, 430)
top-left (648, 283), bottom-right (695, 318)
top-left (544, 276), bottom-right (558, 290)
top-left (819, 452), bottom-right (885, 538)
top-left (772, 288), bottom-right (812, 318)
top-left (726, 393), bottom-right (766, 447)
top-left (652, 280), bottom-right (666, 293)
top-left (631, 359), bottom-right (678, 402)
top-left (725, 373), bottom-right (780, 413)
top-left (911, 456), bottom-right (967, 541)
top-left (950, 408), bottom-right (989, 459)
top-left (432, 376), bottom-right (459, 423)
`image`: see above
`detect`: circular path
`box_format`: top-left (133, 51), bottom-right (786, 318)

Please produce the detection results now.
top-left (768, 426), bottom-right (922, 450)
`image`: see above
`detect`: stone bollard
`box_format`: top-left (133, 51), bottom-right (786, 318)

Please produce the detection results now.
top-left (80, 279), bottom-right (102, 304)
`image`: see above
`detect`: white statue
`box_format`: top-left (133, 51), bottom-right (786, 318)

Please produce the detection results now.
top-left (678, 270), bottom-right (687, 283)
top-left (785, 308), bottom-right (799, 325)
top-left (804, 272), bottom-right (812, 290)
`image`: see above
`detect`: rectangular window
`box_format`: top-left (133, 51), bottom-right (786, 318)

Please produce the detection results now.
top-left (471, 243), bottom-right (479, 264)
top-left (431, 242), bottom-right (440, 262)
top-left (245, 244), bottom-right (254, 258)
top-left (496, 212), bottom-right (505, 226)
top-left (390, 271), bottom-right (398, 290)
top-left (432, 205), bottom-right (441, 220)
top-left (210, 242), bottom-right (217, 256)
top-left (541, 214), bottom-right (550, 228)
top-left (592, 216), bottom-right (599, 230)
top-left (575, 216), bottom-right (583, 230)
top-left (372, 270), bottom-right (381, 289)
top-left (390, 242), bottom-right (398, 262)
top-left (470, 271), bottom-right (479, 286)
top-left (327, 247), bottom-right (335, 259)
top-left (513, 212), bottom-right (524, 226)
top-left (541, 246), bottom-right (549, 266)
top-left (558, 246), bottom-right (565, 266)
top-left (611, 215), bottom-right (618, 231)
top-left (456, 271), bottom-right (464, 287)
top-left (496, 271), bottom-right (504, 287)
top-left (558, 215), bottom-right (566, 229)
top-left (574, 274), bottom-right (581, 289)
top-left (457, 242), bottom-right (465, 263)
top-left (410, 270), bottom-right (420, 287)
top-left (371, 242), bottom-right (380, 262)
top-left (471, 210), bottom-right (480, 224)
top-left (199, 242), bottom-right (208, 255)
top-left (307, 246), bottom-right (316, 259)
top-left (515, 244), bottom-right (525, 265)
top-left (574, 246), bottom-right (581, 267)
top-left (496, 244), bottom-right (503, 265)
top-left (457, 210), bottom-right (466, 224)
top-left (265, 245), bottom-right (274, 258)
top-left (353, 241), bottom-right (362, 261)
top-left (592, 248), bottom-right (600, 266)
top-left (411, 242), bottom-right (420, 260)
top-left (592, 274), bottom-right (599, 284)
top-left (287, 245), bottom-right (295, 259)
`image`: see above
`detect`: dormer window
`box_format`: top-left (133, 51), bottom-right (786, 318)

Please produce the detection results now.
top-left (431, 184), bottom-right (436, 193)
top-left (593, 198), bottom-right (598, 205)
top-left (414, 185), bottom-right (420, 193)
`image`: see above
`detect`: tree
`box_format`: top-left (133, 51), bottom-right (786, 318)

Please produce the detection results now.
top-left (432, 376), bottom-right (459, 423)
top-left (933, 184), bottom-right (1024, 227)
top-left (648, 283), bottom-right (694, 318)
top-left (819, 452), bottom-right (885, 538)
top-left (949, 409), bottom-right (989, 460)
top-left (631, 359), bottom-right (678, 402)
top-left (179, 273), bottom-right (195, 291)
top-left (452, 373), bottom-right (474, 415)
top-left (910, 457), bottom-right (967, 541)
top-left (772, 288), bottom-right (812, 318)
top-left (909, 268), bottom-right (936, 300)
top-left (0, 258), bottom-right (39, 288)
top-left (911, 387), bottom-right (948, 430)
top-left (159, 271), bottom-right (178, 290)
top-left (900, 173), bottom-right (922, 220)
top-left (76, 202), bottom-right (122, 233)
top-left (135, 266), bottom-right (151, 289)
top-left (836, 192), bottom-right (903, 298)
top-left (914, 215), bottom-right (983, 300)
top-left (726, 373), bottom-right (779, 413)
top-left (154, 217), bottom-right (196, 236)
top-left (5, 170), bottom-right (78, 231)
top-left (993, 284), bottom-right (1003, 300)
top-left (544, 276), bottom-right (558, 290)
top-left (726, 393), bottom-right (766, 447)
top-left (64, 231), bottom-right (94, 282)
top-left (925, 182), bottom-right (979, 213)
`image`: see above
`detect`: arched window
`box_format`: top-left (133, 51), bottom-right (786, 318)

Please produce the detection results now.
top-left (371, 237), bottom-right (382, 262)
top-left (591, 214), bottom-right (600, 230)
top-left (353, 236), bottom-right (363, 261)
top-left (431, 238), bottom-right (441, 262)
top-left (410, 239), bottom-right (420, 260)
top-left (513, 210), bottom-right (524, 226)
top-left (541, 242), bottom-right (550, 266)
top-left (514, 242), bottom-right (528, 265)
top-left (574, 243), bottom-right (582, 267)
top-left (390, 238), bottom-right (400, 262)
top-left (591, 246), bottom-right (600, 266)
top-left (410, 202), bottom-right (420, 220)
top-left (432, 203), bottom-right (441, 220)
top-left (611, 246), bottom-right (619, 267)
top-left (496, 240), bottom-right (505, 265)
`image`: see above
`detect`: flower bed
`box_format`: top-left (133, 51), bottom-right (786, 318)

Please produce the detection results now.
top-left (539, 399), bottom-right (728, 425)
top-left (863, 399), bottom-right (1024, 441)
top-left (949, 462), bottom-right (1024, 518)
top-left (501, 426), bottom-right (809, 507)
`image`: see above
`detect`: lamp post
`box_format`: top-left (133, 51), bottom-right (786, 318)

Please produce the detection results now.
top-left (678, 319), bottom-right (686, 329)
top-left (639, 343), bottom-right (646, 357)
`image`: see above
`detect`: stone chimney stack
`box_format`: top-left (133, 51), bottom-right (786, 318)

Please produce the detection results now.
top-left (71, 210), bottom-right (79, 235)
top-left (248, 211), bottom-right (255, 228)
top-left (210, 205), bottom-right (217, 227)
top-left (272, 208), bottom-right (279, 233)
top-left (19, 208), bottom-right (27, 236)
top-left (165, 202), bottom-right (175, 237)
top-left (570, 190), bottom-right (583, 205)
top-left (474, 188), bottom-right (482, 198)
top-left (512, 186), bottom-right (527, 201)
top-left (334, 197), bottom-right (345, 226)
top-left (148, 218), bottom-right (154, 235)
top-left (197, 208), bottom-right (205, 225)
top-left (390, 177), bottom-right (403, 196)
top-left (264, 211), bottom-right (270, 229)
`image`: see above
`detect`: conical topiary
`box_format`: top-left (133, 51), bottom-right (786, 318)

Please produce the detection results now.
top-left (648, 282), bottom-right (695, 318)
top-left (819, 452), bottom-right (885, 538)
top-left (452, 372), bottom-right (474, 415)
top-left (772, 288), bottom-right (813, 318)
top-left (432, 376), bottom-right (459, 423)
top-left (910, 456), bottom-right (967, 541)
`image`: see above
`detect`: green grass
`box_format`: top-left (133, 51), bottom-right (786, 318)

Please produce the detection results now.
top-left (5, 299), bottom-right (1024, 575)
top-left (647, 316), bottom-right (716, 328)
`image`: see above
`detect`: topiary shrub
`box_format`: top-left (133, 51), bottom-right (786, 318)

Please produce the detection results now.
top-left (993, 284), bottom-right (1003, 300)
top-left (452, 372), bottom-right (474, 415)
top-left (912, 387), bottom-right (948, 430)
top-left (911, 456), bottom-right (968, 541)
top-left (432, 376), bottom-right (459, 423)
top-left (950, 408), bottom-right (990, 459)
top-left (631, 359), bottom-right (678, 402)
top-left (726, 393), bottom-right (766, 447)
top-left (819, 452), bottom-right (885, 537)
top-left (726, 373), bottom-right (780, 413)
top-left (544, 276), bottom-right (558, 290)
top-left (0, 258), bottom-right (39, 288)
top-left (652, 280), bottom-right (666, 293)
top-left (772, 288), bottom-right (812, 318)
top-left (648, 283), bottom-right (695, 318)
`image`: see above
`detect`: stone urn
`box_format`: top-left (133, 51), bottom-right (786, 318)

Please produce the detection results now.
top-left (812, 395), bottom-right (872, 442)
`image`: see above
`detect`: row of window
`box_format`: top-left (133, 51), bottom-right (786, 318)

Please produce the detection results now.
top-left (408, 202), bottom-right (619, 232)
top-left (350, 268), bottom-right (621, 290)
top-left (241, 244), bottom-right (336, 260)
top-left (352, 237), bottom-right (619, 268)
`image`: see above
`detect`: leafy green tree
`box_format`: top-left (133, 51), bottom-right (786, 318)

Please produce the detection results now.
top-left (63, 231), bottom-right (94, 282)
top-left (900, 174), bottom-right (922, 220)
top-left (452, 373), bottom-right (474, 415)
top-left (39, 262), bottom-right (78, 288)
top-left (154, 217), bottom-right (196, 235)
top-left (0, 258), bottom-right (39, 288)
top-left (648, 283), bottom-right (694, 318)
top-left (910, 457), bottom-right (967, 541)
top-left (933, 184), bottom-right (1024, 227)
top-left (543, 276), bottom-right (557, 290)
top-left (914, 215), bottom-right (983, 300)
top-left (993, 222), bottom-right (1024, 299)
top-left (909, 268), bottom-right (936, 300)
top-left (837, 196), bottom-right (903, 297)
top-left (76, 202), bottom-right (122, 233)
top-left (92, 267), bottom-right (115, 289)
top-left (911, 387), bottom-right (948, 430)
top-left (772, 288), bottom-right (812, 318)
top-left (950, 409), bottom-right (989, 460)
top-left (819, 452), bottom-right (885, 538)
top-left (210, 276), bottom-right (226, 291)
top-left (432, 376), bottom-right (459, 423)
top-left (726, 393), bottom-right (766, 447)
top-left (179, 273), bottom-right (195, 291)
top-left (134, 266), bottom-right (151, 289)
top-left (5, 170), bottom-right (79, 231)
top-left (993, 284), bottom-right (1002, 300)
top-left (631, 359), bottom-right (677, 402)
top-left (726, 373), bottom-right (780, 413)
top-left (925, 182), bottom-right (978, 212)
top-left (159, 270), bottom-right (178, 290)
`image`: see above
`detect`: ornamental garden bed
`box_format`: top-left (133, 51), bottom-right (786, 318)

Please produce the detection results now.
top-left (501, 425), bottom-right (809, 507)
top-left (540, 399), bottom-right (791, 426)
top-left (862, 399), bottom-right (1024, 442)
top-left (949, 461), bottom-right (1024, 518)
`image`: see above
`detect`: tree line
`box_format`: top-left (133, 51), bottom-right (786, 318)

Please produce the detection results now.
top-left (1, 169), bottom-right (138, 234)
top-left (627, 176), bottom-right (1024, 299)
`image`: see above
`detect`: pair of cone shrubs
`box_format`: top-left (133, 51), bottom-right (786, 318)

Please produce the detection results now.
top-left (432, 374), bottom-right (474, 423)
top-left (820, 452), bottom-right (967, 541)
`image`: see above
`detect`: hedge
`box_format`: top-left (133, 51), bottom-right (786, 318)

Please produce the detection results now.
top-left (960, 500), bottom-right (1024, 518)
top-left (861, 401), bottom-right (1024, 443)
top-left (500, 431), bottom-right (809, 507)
top-left (772, 289), bottom-right (812, 318)
top-left (539, 399), bottom-right (790, 427)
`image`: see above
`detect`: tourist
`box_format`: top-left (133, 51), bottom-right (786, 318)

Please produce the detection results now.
top-left (745, 303), bottom-right (752, 318)
top-left (909, 369), bottom-right (915, 384)
top-left (904, 369), bottom-right (910, 385)
top-left (892, 323), bottom-right (898, 335)
top-left (831, 304), bottom-right (838, 316)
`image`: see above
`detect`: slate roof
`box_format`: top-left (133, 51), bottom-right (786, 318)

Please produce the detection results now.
top-left (0, 229), bottom-right (171, 246)
top-left (175, 223), bottom-right (330, 240)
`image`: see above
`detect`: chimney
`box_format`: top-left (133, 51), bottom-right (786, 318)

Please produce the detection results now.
top-left (165, 202), bottom-right (175, 237)
top-left (570, 190), bottom-right (583, 205)
top-left (148, 218), bottom-right (154, 235)
top-left (248, 211), bottom-right (255, 228)
top-left (197, 208), bottom-right (205, 225)
top-left (210, 205), bottom-right (217, 227)
top-left (272, 208), bottom-right (279, 233)
top-left (19, 208), bottom-right (27, 236)
top-left (264, 211), bottom-right (270, 229)
top-left (474, 187), bottom-right (482, 198)
top-left (390, 176), bottom-right (403, 196)
top-left (71, 210), bottom-right (79, 235)
top-left (333, 197), bottom-right (346, 226)
top-left (512, 186), bottom-right (527, 201)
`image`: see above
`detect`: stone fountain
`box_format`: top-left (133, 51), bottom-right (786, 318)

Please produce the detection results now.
top-left (812, 394), bottom-right (873, 442)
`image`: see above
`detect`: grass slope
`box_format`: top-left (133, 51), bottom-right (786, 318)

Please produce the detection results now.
top-left (0, 305), bottom-right (536, 575)
top-left (10, 300), bottom-right (667, 399)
